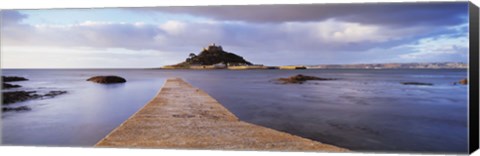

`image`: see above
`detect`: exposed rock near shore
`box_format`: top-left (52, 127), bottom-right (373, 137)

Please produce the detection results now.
top-left (458, 78), bottom-right (468, 85)
top-left (2, 76), bottom-right (28, 82)
top-left (2, 75), bottom-right (68, 112)
top-left (276, 74), bottom-right (337, 84)
top-left (2, 106), bottom-right (31, 112)
top-left (43, 91), bottom-right (68, 97)
top-left (2, 90), bottom-right (68, 105)
top-left (87, 76), bottom-right (127, 84)
top-left (3, 83), bottom-right (21, 89)
top-left (401, 82), bottom-right (433, 86)
top-left (3, 91), bottom-right (41, 105)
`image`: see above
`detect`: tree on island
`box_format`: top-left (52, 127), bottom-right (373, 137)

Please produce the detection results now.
top-left (189, 53), bottom-right (197, 59)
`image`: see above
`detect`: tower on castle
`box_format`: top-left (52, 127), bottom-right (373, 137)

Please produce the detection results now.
top-left (204, 43), bottom-right (223, 51)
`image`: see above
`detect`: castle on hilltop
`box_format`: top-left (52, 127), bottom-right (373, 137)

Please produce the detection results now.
top-left (203, 43), bottom-right (223, 51)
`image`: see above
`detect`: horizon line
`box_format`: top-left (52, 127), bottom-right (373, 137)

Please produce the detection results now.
top-left (0, 61), bottom-right (468, 70)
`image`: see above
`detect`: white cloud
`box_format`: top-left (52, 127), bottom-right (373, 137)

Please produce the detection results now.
top-left (155, 20), bottom-right (223, 47)
top-left (3, 16), bottom-right (427, 52)
top-left (3, 19), bottom-right (229, 52)
top-left (159, 20), bottom-right (186, 35)
top-left (1, 46), bottom-right (183, 68)
top-left (399, 34), bottom-right (468, 59)
top-left (1, 10), bottom-right (469, 68)
top-left (280, 19), bottom-right (430, 44)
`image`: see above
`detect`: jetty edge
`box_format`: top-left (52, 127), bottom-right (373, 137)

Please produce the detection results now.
top-left (95, 78), bottom-right (348, 152)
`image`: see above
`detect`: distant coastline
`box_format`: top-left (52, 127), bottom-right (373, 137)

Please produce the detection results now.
top-left (160, 62), bottom-right (467, 70)
top-left (159, 44), bottom-right (467, 70)
top-left (304, 62), bottom-right (468, 69)
top-left (1, 62), bottom-right (468, 70)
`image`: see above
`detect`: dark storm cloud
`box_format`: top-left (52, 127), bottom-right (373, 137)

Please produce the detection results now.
top-left (137, 2), bottom-right (468, 26)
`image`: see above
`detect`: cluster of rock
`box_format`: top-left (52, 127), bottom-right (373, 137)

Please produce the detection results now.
top-left (3, 106), bottom-right (31, 112)
top-left (2, 76), bottom-right (27, 89)
top-left (3, 91), bottom-right (41, 104)
top-left (3, 76), bottom-right (28, 82)
top-left (275, 74), bottom-right (337, 84)
top-left (3, 82), bottom-right (21, 89)
top-left (2, 76), bottom-right (68, 112)
top-left (2, 75), bottom-right (127, 113)
top-left (3, 90), bottom-right (68, 105)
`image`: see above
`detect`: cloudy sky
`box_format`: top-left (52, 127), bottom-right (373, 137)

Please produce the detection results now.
top-left (1, 2), bottom-right (469, 68)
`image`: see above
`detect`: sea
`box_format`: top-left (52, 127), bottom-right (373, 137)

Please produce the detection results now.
top-left (1, 69), bottom-right (469, 153)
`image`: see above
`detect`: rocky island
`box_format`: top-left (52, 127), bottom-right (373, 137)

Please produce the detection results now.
top-left (163, 44), bottom-right (306, 70)
top-left (164, 43), bottom-right (254, 69)
top-left (161, 44), bottom-right (463, 70)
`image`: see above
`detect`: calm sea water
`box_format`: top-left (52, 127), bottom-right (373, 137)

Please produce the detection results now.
top-left (1, 69), bottom-right (468, 153)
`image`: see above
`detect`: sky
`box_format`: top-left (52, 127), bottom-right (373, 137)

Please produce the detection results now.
top-left (0, 2), bottom-right (470, 68)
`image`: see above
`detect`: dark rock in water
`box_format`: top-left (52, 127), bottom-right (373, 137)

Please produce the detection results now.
top-left (401, 82), bottom-right (433, 86)
top-left (458, 78), bottom-right (468, 85)
top-left (2, 90), bottom-right (68, 105)
top-left (43, 90), bottom-right (68, 98)
top-left (2, 106), bottom-right (31, 112)
top-left (276, 74), bottom-right (337, 84)
top-left (3, 83), bottom-right (21, 89)
top-left (87, 75), bottom-right (127, 84)
top-left (2, 91), bottom-right (41, 105)
top-left (2, 76), bottom-right (28, 82)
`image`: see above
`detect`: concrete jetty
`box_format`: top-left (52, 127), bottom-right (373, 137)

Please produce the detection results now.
top-left (96, 78), bottom-right (347, 152)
